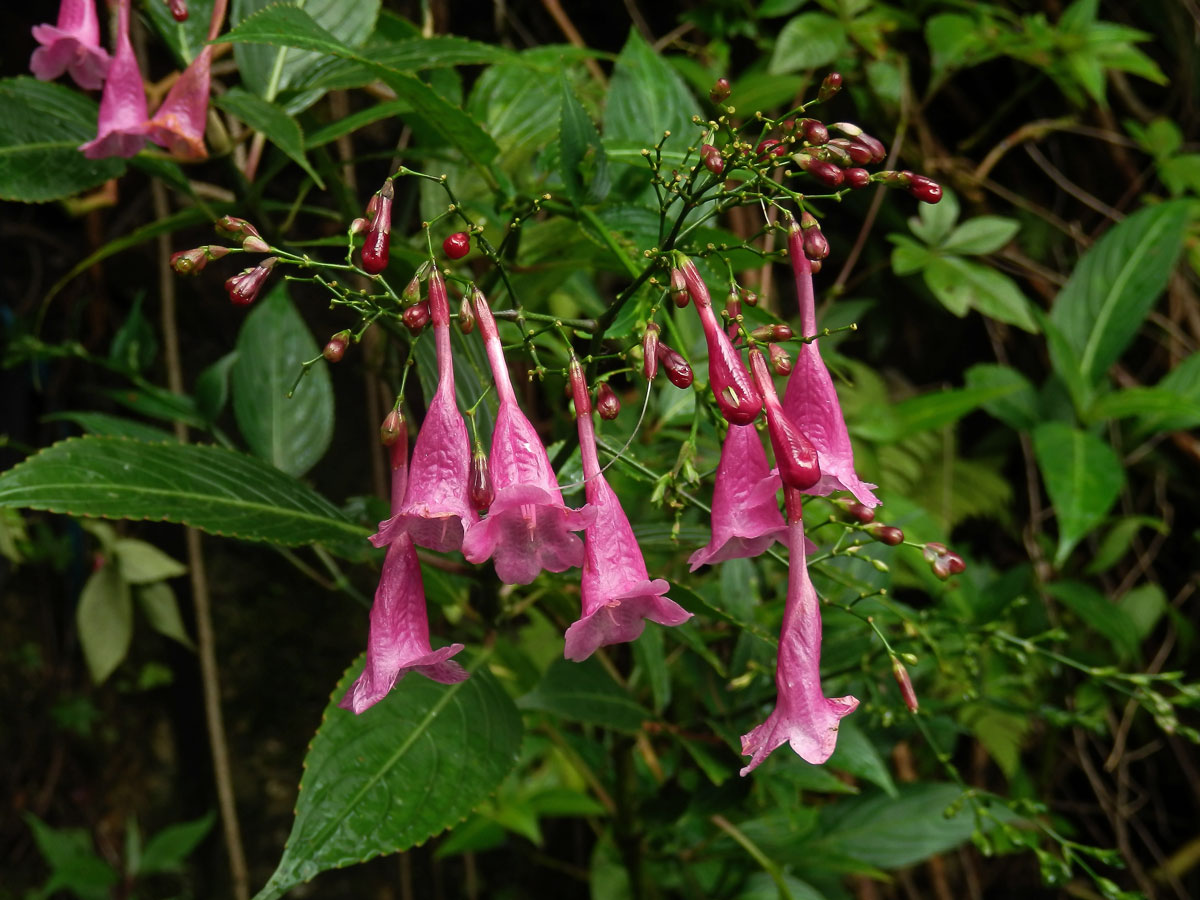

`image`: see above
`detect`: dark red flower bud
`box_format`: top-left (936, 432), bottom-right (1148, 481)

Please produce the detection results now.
top-left (844, 167), bottom-right (871, 189)
top-left (795, 154), bottom-right (844, 188)
top-left (709, 77), bottom-right (731, 104)
top-left (657, 343), bottom-right (693, 389)
top-left (740, 287), bottom-right (758, 307)
top-left (701, 144), bottom-right (724, 176)
top-left (768, 342), bottom-right (792, 375)
top-left (892, 658), bottom-right (919, 713)
top-left (834, 497), bottom-right (876, 524)
top-left (323, 331), bottom-right (350, 363)
top-left (224, 257), bottom-right (276, 306)
top-left (643, 323), bottom-right (660, 380)
top-left (843, 140), bottom-right (874, 165)
top-left (866, 522), bottom-right (904, 545)
top-left (457, 295), bottom-right (475, 334)
top-left (818, 71), bottom-right (843, 103)
top-left (946, 551), bottom-right (966, 575)
top-left (380, 408), bottom-right (403, 446)
top-left (670, 267), bottom-right (689, 307)
top-left (857, 132), bottom-right (886, 162)
top-left (809, 259), bottom-right (823, 275)
top-left (469, 446), bottom-right (494, 512)
top-left (595, 382), bottom-right (621, 420)
top-left (166, 0), bottom-right (188, 21)
top-left (725, 287), bottom-right (741, 321)
top-left (923, 541), bottom-right (947, 560)
top-left (801, 119), bottom-right (829, 145)
top-left (443, 232), bottom-right (470, 260)
top-left (804, 228), bottom-right (830, 261)
top-left (756, 138), bottom-right (786, 159)
top-left (749, 323), bottom-right (792, 342)
top-left (403, 300), bottom-right (430, 334)
top-left (215, 215), bottom-right (260, 241)
top-left (932, 557), bottom-right (952, 580)
top-left (361, 180), bottom-right (394, 275)
top-left (907, 173), bottom-right (942, 204)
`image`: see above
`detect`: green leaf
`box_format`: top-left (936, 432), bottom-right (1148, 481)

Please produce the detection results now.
top-left (195, 351), bottom-right (239, 423)
top-left (23, 814), bottom-right (117, 900)
top-left (103, 383), bottom-right (208, 430)
top-left (1136, 352), bottom-right (1200, 434)
top-left (889, 235), bottom-right (935, 276)
top-left (941, 216), bottom-right (1020, 255)
top-left (305, 99), bottom-right (412, 148)
top-left (43, 412), bottom-right (178, 443)
top-left (769, 13), bottom-right (848, 74)
top-left (854, 382), bottom-right (1021, 443)
top-left (232, 284), bottom-right (334, 478)
top-left (518, 658), bottom-right (651, 733)
top-left (926, 13), bottom-right (990, 78)
top-left (0, 436), bottom-right (366, 546)
top-left (1118, 583), bottom-right (1168, 641)
top-left (252, 655), bottom-right (522, 900)
top-left (1084, 515), bottom-right (1167, 575)
top-left (0, 77), bottom-right (125, 203)
top-left (114, 538), bottom-right (187, 584)
top-left (1047, 580), bottom-right (1141, 660)
top-left (560, 80), bottom-right (610, 206)
top-left (142, 0), bottom-right (215, 64)
top-left (909, 188), bottom-right (959, 246)
top-left (1031, 422), bottom-right (1125, 567)
top-left (137, 583), bottom-right (196, 650)
top-left (604, 29), bottom-right (699, 144)
top-left (924, 256), bottom-right (1039, 332)
top-left (964, 363), bottom-right (1040, 431)
top-left (212, 88), bottom-right (324, 188)
top-left (108, 294), bottom-right (158, 374)
top-left (138, 813), bottom-right (215, 874)
top-left (77, 564), bottom-right (133, 684)
top-left (1087, 385), bottom-right (1200, 426)
top-left (1049, 201), bottom-right (1191, 390)
top-left (632, 624), bottom-right (670, 713)
top-left (827, 720), bottom-right (897, 797)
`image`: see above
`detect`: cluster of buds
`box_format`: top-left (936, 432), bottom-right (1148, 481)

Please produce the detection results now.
top-left (923, 542), bottom-right (966, 579)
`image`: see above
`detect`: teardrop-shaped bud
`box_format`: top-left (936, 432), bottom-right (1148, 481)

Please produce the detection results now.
top-left (402, 275), bottom-right (421, 304)
top-left (657, 343), bottom-right (693, 389)
top-left (865, 523), bottom-right (904, 545)
top-left (323, 331), bottom-right (350, 362)
top-left (224, 257), bottom-right (276, 306)
top-left (709, 77), bottom-right (731, 104)
top-left (701, 144), bottom-right (724, 176)
top-left (892, 658), bottom-right (919, 713)
top-left (670, 267), bottom-right (689, 308)
top-left (907, 173), bottom-right (943, 204)
top-left (857, 132), bottom-right (886, 163)
top-left (946, 551), bottom-right (966, 575)
top-left (643, 324), bottom-right (660, 380)
top-left (468, 446), bottom-right (495, 513)
top-left (361, 180), bottom-right (394, 275)
top-left (242, 235), bottom-right (270, 254)
top-left (403, 300), bottom-right (430, 334)
top-left (844, 167), bottom-right (871, 189)
top-left (170, 247), bottom-right (208, 275)
top-left (457, 295), bottom-right (475, 334)
top-left (380, 407), bottom-right (403, 446)
top-left (740, 287), bottom-right (758, 307)
top-left (596, 382), bottom-right (621, 420)
top-left (818, 71), bottom-right (843, 103)
top-left (215, 216), bottom-right (260, 240)
top-left (794, 155), bottom-right (844, 188)
top-left (801, 119), bottom-right (829, 145)
top-left (768, 342), bottom-right (792, 375)
top-left (803, 228), bottom-right (830, 261)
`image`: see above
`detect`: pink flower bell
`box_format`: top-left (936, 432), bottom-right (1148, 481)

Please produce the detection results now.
top-left (749, 347), bottom-right (820, 492)
top-left (340, 429), bottom-right (468, 715)
top-left (781, 218), bottom-right (879, 508)
top-left (461, 289), bottom-right (593, 584)
top-left (79, 0), bottom-right (148, 160)
top-left (677, 256), bottom-right (762, 426)
top-left (564, 359), bottom-right (691, 661)
top-left (30, 0), bottom-right (111, 90)
top-left (374, 269), bottom-right (475, 553)
top-left (739, 489), bottom-right (858, 773)
top-left (145, 46), bottom-right (212, 160)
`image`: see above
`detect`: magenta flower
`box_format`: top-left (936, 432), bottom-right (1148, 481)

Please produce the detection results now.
top-left (688, 424), bottom-right (787, 570)
top-left (374, 269), bottom-right (475, 553)
top-left (740, 490), bottom-right (859, 774)
top-left (30, 0), bottom-right (111, 90)
top-left (677, 257), bottom-right (762, 426)
top-left (461, 290), bottom-right (593, 584)
top-left (749, 347), bottom-right (820, 492)
top-left (563, 359), bottom-right (691, 661)
top-left (79, 0), bottom-right (148, 160)
top-left (145, 46), bottom-right (212, 160)
top-left (340, 433), bottom-right (468, 715)
top-left (781, 219), bottom-right (879, 508)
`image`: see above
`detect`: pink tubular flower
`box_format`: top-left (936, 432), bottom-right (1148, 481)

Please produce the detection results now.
top-left (688, 424), bottom-right (787, 570)
top-left (30, 0), bottom-right (111, 90)
top-left (749, 348), bottom-right (820, 492)
top-left (781, 219), bottom-right (879, 508)
top-left (677, 257), bottom-right (762, 426)
top-left (374, 268), bottom-right (475, 553)
top-left (740, 490), bottom-right (859, 774)
top-left (145, 46), bottom-right (212, 160)
top-left (340, 432), bottom-right (468, 715)
top-left (461, 289), bottom-right (593, 584)
top-left (79, 0), bottom-right (148, 160)
top-left (563, 359), bottom-right (691, 661)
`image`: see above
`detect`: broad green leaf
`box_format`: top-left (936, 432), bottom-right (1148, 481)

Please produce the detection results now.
top-left (1136, 351), bottom-right (1200, 434)
top-left (77, 564), bottom-right (133, 684)
top-left (1047, 580), bottom-right (1141, 660)
top-left (43, 412), bottom-right (177, 443)
top-left (1087, 385), bottom-right (1200, 426)
top-left (1084, 515), bottom-right (1166, 575)
top-left (1118, 583), bottom-right (1168, 641)
top-left (518, 658), bottom-right (651, 733)
top-left (964, 363), bottom-right (1040, 431)
top-left (142, 0), bottom-right (215, 63)
top-left (23, 814), bottom-right (117, 900)
top-left (769, 13), bottom-right (847, 74)
top-left (604, 29), bottom-right (699, 145)
top-left (632, 624), bottom-right (670, 713)
top-left (757, 0), bottom-right (808, 16)
top-left (560, 80), bottom-right (610, 206)
top-left (941, 216), bottom-right (1020, 255)
top-left (137, 583), bottom-right (196, 650)
top-left (467, 49), bottom-right (562, 174)
top-left (926, 13), bottom-right (990, 78)
top-left (910, 188), bottom-right (959, 246)
top-left (114, 538), bottom-right (187, 584)
top-left (212, 88), bottom-right (324, 188)
top-left (738, 872), bottom-right (827, 900)
top-left (889, 235), bottom-right (935, 276)
top-left (1049, 201), bottom-right (1191, 389)
top-left (0, 436), bottom-right (366, 546)
top-left (137, 813), bottom-right (215, 874)
top-left (1031, 422), bottom-right (1125, 567)
top-left (252, 655), bottom-right (521, 900)
top-left (1039, 309), bottom-right (1091, 413)
top-left (104, 384), bottom-right (208, 430)
top-left (827, 720), bottom-right (897, 798)
top-left (232, 284), bottom-right (334, 478)
top-left (924, 256), bottom-right (1039, 332)
top-left (853, 382), bottom-right (1021, 443)
top-left (0, 77), bottom-right (125, 202)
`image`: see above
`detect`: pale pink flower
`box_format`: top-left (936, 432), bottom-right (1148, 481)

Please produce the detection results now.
top-left (374, 269), bottom-right (476, 553)
top-left (145, 46), bottom-right (212, 160)
top-left (461, 290), bottom-right (592, 584)
top-left (781, 218), bottom-right (879, 508)
top-left (563, 359), bottom-right (691, 661)
top-left (340, 435), bottom-right (467, 715)
top-left (79, 0), bottom-right (148, 160)
top-left (30, 0), bottom-right (111, 90)
top-left (740, 490), bottom-right (858, 773)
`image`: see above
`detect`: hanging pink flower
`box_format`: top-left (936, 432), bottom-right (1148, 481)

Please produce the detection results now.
top-left (740, 489), bottom-right (858, 773)
top-left (781, 218), bottom-right (879, 508)
top-left (374, 269), bottom-right (475, 553)
top-left (30, 0), bottom-right (111, 90)
top-left (79, 0), bottom-right (148, 160)
top-left (461, 289), bottom-right (593, 584)
top-left (563, 359), bottom-right (691, 661)
top-left (749, 347), bottom-right (820, 492)
top-left (145, 46), bottom-right (212, 161)
top-left (340, 432), bottom-right (468, 715)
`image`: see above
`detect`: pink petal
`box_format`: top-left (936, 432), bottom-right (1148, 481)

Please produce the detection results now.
top-left (146, 46), bottom-right (211, 160)
top-left (78, 2), bottom-right (148, 160)
top-left (30, 1), bottom-right (110, 90)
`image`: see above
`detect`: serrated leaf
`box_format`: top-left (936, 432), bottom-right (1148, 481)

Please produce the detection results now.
top-left (941, 216), bottom-right (1020, 255)
top-left (604, 29), bottom-right (699, 144)
top-left (0, 77), bottom-right (125, 203)
top-left (138, 813), bottom-right (215, 874)
top-left (114, 538), bottom-right (187, 584)
top-left (924, 256), bottom-right (1039, 331)
top-left (77, 564), bottom-right (133, 684)
top-left (0, 436), bottom-right (366, 546)
top-left (1032, 422), bottom-right (1125, 567)
top-left (518, 658), bottom-right (651, 732)
top-left (252, 655), bottom-right (522, 900)
top-left (212, 88), bottom-right (324, 188)
top-left (769, 13), bottom-right (848, 74)
top-left (232, 284), bottom-right (333, 478)
top-left (137, 582), bottom-right (196, 650)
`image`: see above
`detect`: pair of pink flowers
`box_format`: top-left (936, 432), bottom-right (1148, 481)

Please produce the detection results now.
top-left (32, 0), bottom-right (214, 161)
top-left (341, 273), bottom-right (691, 712)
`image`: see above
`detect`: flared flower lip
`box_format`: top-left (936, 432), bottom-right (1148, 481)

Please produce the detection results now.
top-left (31, 24), bottom-right (111, 90)
top-left (688, 473), bottom-right (788, 570)
top-left (563, 577), bottom-right (690, 662)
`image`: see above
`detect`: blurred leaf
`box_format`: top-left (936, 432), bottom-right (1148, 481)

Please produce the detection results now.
top-left (114, 538), bottom-right (187, 584)
top-left (232, 284), bottom-right (334, 478)
top-left (633, 624), bottom-right (670, 713)
top-left (926, 13), bottom-right (993, 79)
top-left (910, 189), bottom-right (959, 246)
top-left (252, 655), bottom-right (521, 900)
top-left (137, 583), bottom-right (196, 650)
top-left (77, 564), bottom-right (133, 684)
top-left (1136, 352), bottom-right (1200, 435)
top-left (1047, 580), bottom-right (1141, 661)
top-left (769, 13), bottom-right (847, 74)
top-left (195, 351), bottom-right (239, 424)
top-left (738, 872), bottom-right (828, 900)
top-left (104, 383), bottom-right (208, 430)
top-left (138, 812), bottom-right (215, 874)
top-left (604, 29), bottom-right (699, 144)
top-left (108, 294), bottom-right (158, 374)
top-left (23, 814), bottom-right (117, 900)
top-left (518, 658), bottom-right (651, 733)
top-left (0, 77), bottom-right (125, 203)
top-left (854, 382), bottom-right (1020, 443)
top-left (964, 363), bottom-right (1040, 431)
top-left (142, 0), bottom-right (215, 64)
top-left (827, 720), bottom-right (897, 798)
top-left (1087, 385), bottom-right (1200, 425)
top-left (941, 216), bottom-right (1020, 255)
top-left (212, 88), bottom-right (324, 188)
top-left (1084, 516), bottom-right (1167, 575)
top-left (1118, 583), bottom-right (1168, 641)
top-left (923, 256), bottom-right (1039, 332)
top-left (0, 436), bottom-right (367, 546)
top-left (560, 79), bottom-right (610, 206)
top-left (44, 412), bottom-right (177, 443)
top-left (305, 99), bottom-right (412, 148)
top-left (889, 235), bottom-right (935, 276)
top-left (1032, 423), bottom-right (1124, 568)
